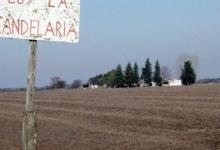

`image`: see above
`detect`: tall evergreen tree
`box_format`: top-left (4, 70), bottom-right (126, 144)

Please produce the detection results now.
top-left (153, 60), bottom-right (162, 86)
top-left (181, 61), bottom-right (196, 85)
top-left (141, 58), bottom-right (152, 86)
top-left (114, 65), bottom-right (124, 87)
top-left (133, 62), bottom-right (140, 86)
top-left (124, 62), bottom-right (134, 87)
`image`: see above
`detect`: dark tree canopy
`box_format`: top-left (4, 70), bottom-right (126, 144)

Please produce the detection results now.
top-left (141, 58), bottom-right (152, 86)
top-left (181, 61), bottom-right (196, 85)
top-left (71, 80), bottom-right (82, 89)
top-left (102, 70), bottom-right (116, 87)
top-left (88, 74), bottom-right (103, 85)
top-left (50, 76), bottom-right (66, 89)
top-left (133, 62), bottom-right (140, 86)
top-left (153, 60), bottom-right (162, 86)
top-left (124, 62), bottom-right (134, 87)
top-left (114, 64), bottom-right (125, 88)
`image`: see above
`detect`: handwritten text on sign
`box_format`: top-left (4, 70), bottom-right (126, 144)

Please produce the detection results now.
top-left (0, 0), bottom-right (80, 43)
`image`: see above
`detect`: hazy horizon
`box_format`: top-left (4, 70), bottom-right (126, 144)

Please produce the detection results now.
top-left (0, 0), bottom-right (220, 88)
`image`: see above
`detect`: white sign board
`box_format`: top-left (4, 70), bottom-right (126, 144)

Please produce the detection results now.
top-left (0, 0), bottom-right (80, 43)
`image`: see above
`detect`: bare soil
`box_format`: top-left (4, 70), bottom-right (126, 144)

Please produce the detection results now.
top-left (0, 84), bottom-right (220, 150)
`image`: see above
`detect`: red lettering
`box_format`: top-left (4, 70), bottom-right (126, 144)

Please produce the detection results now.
top-left (56, 21), bottom-right (62, 37)
top-left (45, 22), bottom-right (54, 36)
top-left (67, 23), bottom-right (77, 38)
top-left (21, 20), bottom-right (28, 35)
top-left (30, 20), bottom-right (40, 36)
top-left (2, 19), bottom-right (11, 35)
top-left (48, 0), bottom-right (55, 7)
top-left (58, 0), bottom-right (67, 8)
top-left (17, 0), bottom-right (24, 4)
top-left (8, 0), bottom-right (15, 3)
top-left (63, 21), bottom-right (66, 37)
top-left (11, 19), bottom-right (20, 34)
top-left (8, 0), bottom-right (29, 4)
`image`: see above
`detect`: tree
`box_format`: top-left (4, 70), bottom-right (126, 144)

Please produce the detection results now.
top-left (71, 80), bottom-right (82, 89)
top-left (50, 76), bottom-right (66, 89)
top-left (141, 58), bottom-right (152, 86)
top-left (102, 70), bottom-right (116, 87)
top-left (88, 74), bottom-right (103, 85)
top-left (181, 61), bottom-right (196, 85)
top-left (114, 65), bottom-right (124, 88)
top-left (175, 54), bottom-right (198, 78)
top-left (153, 60), bottom-right (162, 86)
top-left (133, 62), bottom-right (140, 86)
top-left (124, 62), bottom-right (134, 87)
top-left (161, 65), bottom-right (172, 81)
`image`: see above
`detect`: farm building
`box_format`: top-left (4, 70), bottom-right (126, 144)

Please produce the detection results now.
top-left (164, 79), bottom-right (182, 86)
top-left (89, 84), bottom-right (99, 89)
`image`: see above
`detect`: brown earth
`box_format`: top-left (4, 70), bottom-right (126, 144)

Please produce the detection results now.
top-left (0, 84), bottom-right (220, 150)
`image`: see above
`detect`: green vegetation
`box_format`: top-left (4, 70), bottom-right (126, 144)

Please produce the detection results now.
top-left (153, 60), bottom-right (162, 86)
top-left (181, 61), bottom-right (196, 85)
top-left (124, 62), bottom-right (134, 87)
top-left (141, 58), bottom-right (152, 87)
top-left (114, 65), bottom-right (124, 88)
top-left (88, 59), bottom-right (163, 88)
top-left (46, 58), bottom-right (198, 89)
top-left (133, 62), bottom-right (140, 86)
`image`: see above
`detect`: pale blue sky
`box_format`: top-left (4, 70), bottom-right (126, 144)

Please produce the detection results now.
top-left (0, 0), bottom-right (220, 87)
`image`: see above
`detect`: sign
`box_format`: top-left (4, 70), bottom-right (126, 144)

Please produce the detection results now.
top-left (0, 0), bottom-right (80, 43)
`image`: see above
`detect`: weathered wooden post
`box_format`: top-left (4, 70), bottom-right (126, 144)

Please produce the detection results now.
top-left (23, 40), bottom-right (37, 150)
top-left (0, 1), bottom-right (80, 149)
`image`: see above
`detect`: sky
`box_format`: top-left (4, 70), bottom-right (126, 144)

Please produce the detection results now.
top-left (0, 0), bottom-right (220, 88)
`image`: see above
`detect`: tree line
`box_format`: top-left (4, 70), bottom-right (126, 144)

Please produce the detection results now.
top-left (88, 59), bottom-right (163, 88)
top-left (45, 56), bottom-right (197, 90)
top-left (88, 58), bottom-right (196, 88)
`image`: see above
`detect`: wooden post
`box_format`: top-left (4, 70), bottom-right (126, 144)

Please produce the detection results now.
top-left (23, 40), bottom-right (37, 150)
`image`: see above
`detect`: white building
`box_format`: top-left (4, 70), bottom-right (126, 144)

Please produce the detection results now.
top-left (168, 79), bottom-right (182, 86)
top-left (89, 84), bottom-right (99, 89)
top-left (151, 82), bottom-right (156, 87)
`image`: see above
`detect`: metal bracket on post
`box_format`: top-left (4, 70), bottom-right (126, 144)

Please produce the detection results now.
top-left (23, 40), bottom-right (37, 150)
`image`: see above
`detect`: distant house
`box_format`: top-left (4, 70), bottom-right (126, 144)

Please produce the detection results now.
top-left (151, 82), bottom-right (156, 87)
top-left (89, 84), bottom-right (99, 89)
top-left (167, 79), bottom-right (182, 86)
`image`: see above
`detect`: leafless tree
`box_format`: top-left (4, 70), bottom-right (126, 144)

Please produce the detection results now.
top-left (50, 76), bottom-right (66, 89)
top-left (71, 80), bottom-right (82, 89)
top-left (161, 66), bottom-right (172, 81)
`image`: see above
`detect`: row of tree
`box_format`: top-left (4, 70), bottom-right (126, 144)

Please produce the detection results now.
top-left (89, 59), bottom-right (164, 88)
top-left (47, 76), bottom-right (82, 89)
top-left (88, 58), bottom-right (196, 88)
top-left (47, 57), bottom-right (197, 89)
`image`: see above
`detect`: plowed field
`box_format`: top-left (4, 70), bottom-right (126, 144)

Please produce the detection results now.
top-left (0, 84), bottom-right (220, 150)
